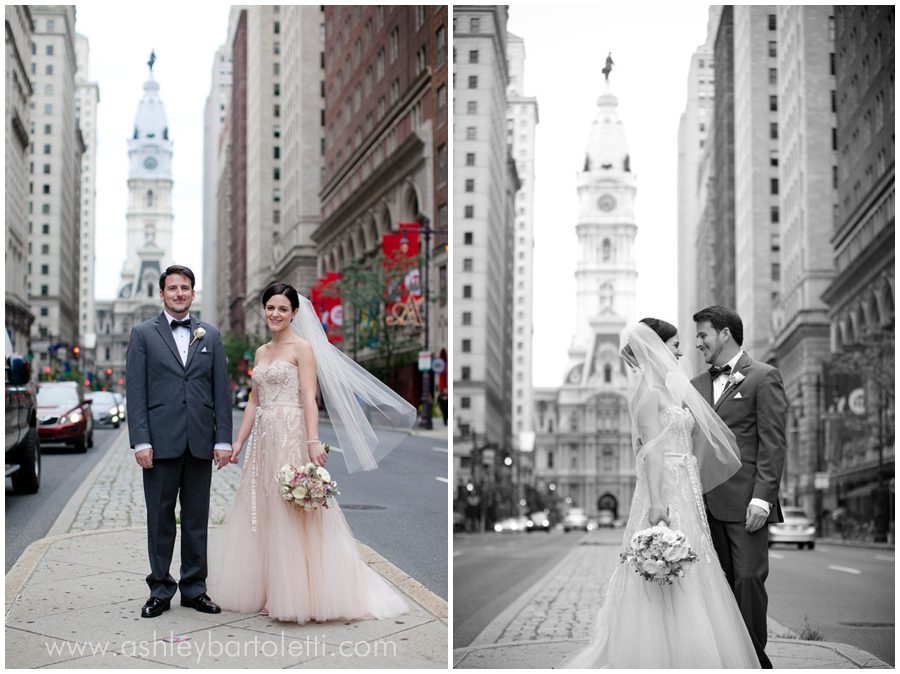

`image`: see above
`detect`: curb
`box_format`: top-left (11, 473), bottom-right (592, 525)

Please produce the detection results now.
top-left (817, 538), bottom-right (895, 551)
top-left (768, 637), bottom-right (893, 668)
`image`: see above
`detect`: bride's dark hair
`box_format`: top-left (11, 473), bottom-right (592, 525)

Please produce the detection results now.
top-left (639, 317), bottom-right (677, 343)
top-left (261, 282), bottom-right (300, 310)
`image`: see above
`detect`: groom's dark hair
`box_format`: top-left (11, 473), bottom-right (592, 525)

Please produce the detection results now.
top-left (159, 264), bottom-right (196, 290)
top-left (692, 305), bottom-right (743, 345)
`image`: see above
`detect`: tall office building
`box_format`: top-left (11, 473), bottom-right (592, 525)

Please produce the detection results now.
top-left (27, 6), bottom-right (83, 375)
top-left (74, 34), bottom-right (99, 358)
top-left (771, 6), bottom-right (838, 512)
top-left (5, 6), bottom-right (34, 352)
top-left (202, 44), bottom-right (232, 329)
top-left (821, 6), bottom-right (894, 531)
top-left (453, 5), bottom-right (517, 490)
top-left (676, 7), bottom-right (720, 373)
top-left (506, 32), bottom-right (538, 458)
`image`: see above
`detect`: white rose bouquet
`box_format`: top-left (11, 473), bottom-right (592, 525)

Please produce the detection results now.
top-left (619, 524), bottom-right (699, 585)
top-left (276, 452), bottom-right (340, 511)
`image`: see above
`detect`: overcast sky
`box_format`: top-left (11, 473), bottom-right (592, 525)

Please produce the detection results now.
top-left (506, 4), bottom-right (713, 386)
top-left (75, 2), bottom-right (230, 300)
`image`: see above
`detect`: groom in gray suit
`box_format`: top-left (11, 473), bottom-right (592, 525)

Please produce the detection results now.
top-left (691, 305), bottom-right (787, 669)
top-left (126, 265), bottom-right (233, 618)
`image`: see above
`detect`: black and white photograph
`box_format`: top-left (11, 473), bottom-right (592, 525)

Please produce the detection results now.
top-left (451, 4), bottom-right (894, 669)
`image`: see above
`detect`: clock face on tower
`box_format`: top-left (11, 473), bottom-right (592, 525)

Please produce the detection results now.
top-left (598, 194), bottom-right (616, 212)
top-left (143, 156), bottom-right (158, 170)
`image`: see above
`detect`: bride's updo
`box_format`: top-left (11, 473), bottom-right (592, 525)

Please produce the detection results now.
top-left (638, 317), bottom-right (676, 343)
top-left (261, 282), bottom-right (300, 310)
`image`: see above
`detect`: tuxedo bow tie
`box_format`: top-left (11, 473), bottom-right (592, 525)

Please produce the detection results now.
top-left (709, 364), bottom-right (732, 379)
top-left (170, 319), bottom-right (191, 330)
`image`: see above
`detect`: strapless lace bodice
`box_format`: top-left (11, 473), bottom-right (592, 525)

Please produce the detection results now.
top-left (658, 405), bottom-right (695, 456)
top-left (253, 361), bottom-right (301, 407)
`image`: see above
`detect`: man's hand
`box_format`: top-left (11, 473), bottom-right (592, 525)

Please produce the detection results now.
top-left (214, 449), bottom-right (232, 471)
top-left (745, 503), bottom-right (768, 532)
top-left (135, 447), bottom-right (153, 470)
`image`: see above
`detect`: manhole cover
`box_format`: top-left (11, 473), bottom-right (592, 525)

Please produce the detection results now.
top-left (340, 504), bottom-right (386, 511)
top-left (838, 622), bottom-right (894, 628)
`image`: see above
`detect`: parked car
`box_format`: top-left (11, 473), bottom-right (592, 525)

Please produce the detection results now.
top-left (494, 516), bottom-right (529, 533)
top-left (769, 506), bottom-right (816, 550)
top-left (5, 331), bottom-right (40, 494)
top-left (596, 509), bottom-right (615, 528)
top-left (526, 510), bottom-right (551, 533)
top-left (563, 507), bottom-right (588, 532)
top-left (86, 390), bottom-right (122, 428)
top-left (36, 382), bottom-right (94, 453)
top-left (453, 510), bottom-right (465, 533)
top-left (113, 392), bottom-right (126, 422)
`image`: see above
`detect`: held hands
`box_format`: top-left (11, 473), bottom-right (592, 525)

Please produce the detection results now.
top-left (647, 505), bottom-right (670, 527)
top-left (228, 441), bottom-right (243, 465)
top-left (745, 503), bottom-right (768, 532)
top-left (308, 440), bottom-right (327, 468)
top-left (214, 448), bottom-right (233, 471)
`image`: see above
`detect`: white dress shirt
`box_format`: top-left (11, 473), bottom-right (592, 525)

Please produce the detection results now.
top-left (134, 312), bottom-right (231, 455)
top-left (710, 349), bottom-right (770, 517)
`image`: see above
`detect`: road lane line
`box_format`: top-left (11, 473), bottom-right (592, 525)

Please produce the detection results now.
top-left (431, 446), bottom-right (448, 453)
top-left (875, 554), bottom-right (894, 562)
top-left (768, 552), bottom-right (785, 560)
top-left (436, 477), bottom-right (448, 483)
top-left (828, 565), bottom-right (862, 575)
top-left (453, 551), bottom-right (464, 557)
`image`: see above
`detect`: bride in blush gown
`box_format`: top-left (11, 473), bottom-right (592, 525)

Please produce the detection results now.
top-left (211, 282), bottom-right (415, 623)
top-left (564, 319), bottom-right (760, 669)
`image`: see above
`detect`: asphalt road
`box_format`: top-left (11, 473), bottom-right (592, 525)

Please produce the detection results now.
top-left (452, 529), bottom-right (584, 648)
top-left (767, 542), bottom-right (894, 666)
top-left (5, 425), bottom-right (120, 572)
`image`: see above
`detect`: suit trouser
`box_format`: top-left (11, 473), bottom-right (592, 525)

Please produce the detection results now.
top-left (143, 450), bottom-right (212, 601)
top-left (707, 511), bottom-right (773, 669)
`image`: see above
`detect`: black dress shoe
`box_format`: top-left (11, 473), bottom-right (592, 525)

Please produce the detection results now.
top-left (180, 593), bottom-right (221, 614)
top-left (141, 597), bottom-right (171, 618)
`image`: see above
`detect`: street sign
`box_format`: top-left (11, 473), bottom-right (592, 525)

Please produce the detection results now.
top-left (432, 357), bottom-right (446, 374)
top-left (815, 472), bottom-right (830, 489)
top-left (418, 351), bottom-right (432, 371)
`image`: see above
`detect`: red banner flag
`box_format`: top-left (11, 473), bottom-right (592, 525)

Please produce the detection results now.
top-left (310, 272), bottom-right (343, 344)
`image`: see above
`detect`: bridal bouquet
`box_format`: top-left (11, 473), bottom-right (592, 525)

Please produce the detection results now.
top-left (620, 524), bottom-right (699, 585)
top-left (276, 457), bottom-right (340, 511)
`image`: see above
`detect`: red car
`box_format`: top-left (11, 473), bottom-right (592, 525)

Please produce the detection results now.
top-left (36, 383), bottom-right (94, 453)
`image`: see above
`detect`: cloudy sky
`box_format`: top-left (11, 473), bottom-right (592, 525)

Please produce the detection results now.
top-left (505, 4), bottom-right (714, 386)
top-left (75, 2), bottom-right (231, 300)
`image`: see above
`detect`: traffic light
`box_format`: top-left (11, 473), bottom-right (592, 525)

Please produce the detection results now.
top-left (106, 368), bottom-right (113, 376)
top-left (72, 345), bottom-right (81, 357)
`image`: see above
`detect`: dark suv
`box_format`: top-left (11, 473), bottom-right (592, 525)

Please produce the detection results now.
top-left (5, 331), bottom-right (40, 494)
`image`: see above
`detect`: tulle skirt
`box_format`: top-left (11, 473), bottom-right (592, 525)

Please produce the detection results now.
top-left (564, 453), bottom-right (760, 668)
top-left (210, 405), bottom-right (407, 623)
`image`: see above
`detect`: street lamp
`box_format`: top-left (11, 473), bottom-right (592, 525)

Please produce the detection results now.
top-left (398, 213), bottom-right (448, 430)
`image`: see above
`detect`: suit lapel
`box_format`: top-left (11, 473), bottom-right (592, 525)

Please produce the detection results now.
top-left (184, 318), bottom-right (200, 370)
top-left (701, 372), bottom-right (714, 407)
top-left (714, 352), bottom-right (752, 411)
top-left (154, 313), bottom-right (185, 368)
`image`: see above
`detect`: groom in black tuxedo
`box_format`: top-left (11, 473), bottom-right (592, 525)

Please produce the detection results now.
top-left (126, 265), bottom-right (233, 618)
top-left (691, 306), bottom-right (788, 669)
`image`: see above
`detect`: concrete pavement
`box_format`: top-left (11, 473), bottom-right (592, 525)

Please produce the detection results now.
top-left (452, 532), bottom-right (891, 669)
top-left (6, 428), bottom-right (448, 668)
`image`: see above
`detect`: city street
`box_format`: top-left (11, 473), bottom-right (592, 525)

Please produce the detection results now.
top-left (5, 426), bottom-right (120, 572)
top-left (452, 530), bottom-right (583, 649)
top-left (454, 528), bottom-right (894, 665)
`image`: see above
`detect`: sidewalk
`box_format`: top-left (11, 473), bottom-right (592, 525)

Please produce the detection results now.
top-left (409, 421), bottom-right (449, 443)
top-left (6, 430), bottom-right (447, 668)
top-left (452, 533), bottom-right (891, 669)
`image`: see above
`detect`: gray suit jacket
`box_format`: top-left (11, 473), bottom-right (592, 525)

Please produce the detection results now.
top-left (126, 313), bottom-right (232, 460)
top-left (691, 352), bottom-right (788, 523)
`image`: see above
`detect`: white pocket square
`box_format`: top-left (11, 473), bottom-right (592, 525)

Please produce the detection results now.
top-left (733, 392), bottom-right (744, 399)
top-left (201, 346), bottom-right (209, 353)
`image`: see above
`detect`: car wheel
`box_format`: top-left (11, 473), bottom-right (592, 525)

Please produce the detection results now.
top-left (807, 542), bottom-right (815, 550)
top-left (73, 434), bottom-right (87, 453)
top-left (88, 429), bottom-right (94, 448)
top-left (114, 421), bottom-right (120, 429)
top-left (767, 541), bottom-right (774, 548)
top-left (11, 428), bottom-right (41, 494)
top-left (797, 543), bottom-right (804, 550)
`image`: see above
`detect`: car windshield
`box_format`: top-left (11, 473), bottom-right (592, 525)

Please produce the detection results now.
top-left (783, 508), bottom-right (807, 518)
top-left (90, 393), bottom-right (117, 405)
top-left (37, 387), bottom-right (79, 406)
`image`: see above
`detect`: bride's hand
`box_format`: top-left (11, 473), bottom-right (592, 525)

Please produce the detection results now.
top-left (648, 505), bottom-right (670, 527)
top-left (309, 441), bottom-right (327, 467)
top-left (229, 442), bottom-right (243, 464)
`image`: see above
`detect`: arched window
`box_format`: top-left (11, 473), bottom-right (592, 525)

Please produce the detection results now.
top-left (147, 283), bottom-right (153, 298)
top-left (604, 364), bottom-right (612, 383)
top-left (602, 238), bottom-right (611, 262)
top-left (146, 190), bottom-right (154, 208)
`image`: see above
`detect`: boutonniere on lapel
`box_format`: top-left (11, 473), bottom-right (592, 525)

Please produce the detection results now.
top-left (190, 326), bottom-right (206, 347)
top-left (726, 371), bottom-right (745, 388)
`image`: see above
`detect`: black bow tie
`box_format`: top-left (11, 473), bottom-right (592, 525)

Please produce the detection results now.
top-left (709, 364), bottom-right (732, 379)
top-left (170, 318), bottom-right (191, 330)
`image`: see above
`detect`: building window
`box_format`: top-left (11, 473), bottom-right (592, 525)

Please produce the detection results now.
top-left (469, 49), bottom-right (479, 63)
top-left (462, 311), bottom-right (472, 326)
top-left (768, 14), bottom-right (776, 30)
top-left (463, 257), bottom-right (473, 271)
top-left (461, 397), bottom-right (471, 409)
top-left (436, 27), bottom-right (445, 66)
top-left (42, 224), bottom-right (50, 234)
top-left (768, 68), bottom-right (777, 85)
top-left (771, 206), bottom-right (779, 224)
top-left (464, 232), bottom-right (473, 245)
top-left (465, 152), bottom-right (475, 166)
top-left (437, 85), bottom-right (446, 125)
top-left (769, 122), bottom-right (778, 140)
top-left (468, 75), bottom-right (478, 89)
top-left (470, 17), bottom-right (480, 32)
top-left (461, 366), bottom-right (471, 381)
top-left (771, 263), bottom-right (781, 282)
top-left (466, 126), bottom-right (477, 141)
top-left (770, 178), bottom-right (779, 195)
top-left (464, 205), bottom-right (474, 218)
top-left (768, 41), bottom-right (776, 58)
top-left (467, 100), bottom-right (477, 114)
top-left (604, 364), bottom-right (612, 383)
top-left (42, 184), bottom-right (50, 194)
top-left (45, 64), bottom-right (53, 75)
top-left (465, 179), bottom-right (475, 192)
top-left (438, 143), bottom-right (447, 182)
top-left (769, 95), bottom-right (778, 112)
top-left (390, 27), bottom-right (399, 63)
top-left (462, 339), bottom-right (471, 353)
top-left (463, 285), bottom-right (472, 298)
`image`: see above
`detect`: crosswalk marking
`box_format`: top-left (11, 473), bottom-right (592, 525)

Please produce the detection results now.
top-left (431, 446), bottom-right (448, 453)
top-left (436, 477), bottom-right (448, 484)
top-left (828, 565), bottom-right (862, 575)
top-left (769, 552), bottom-right (784, 560)
top-left (875, 555), bottom-right (894, 562)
